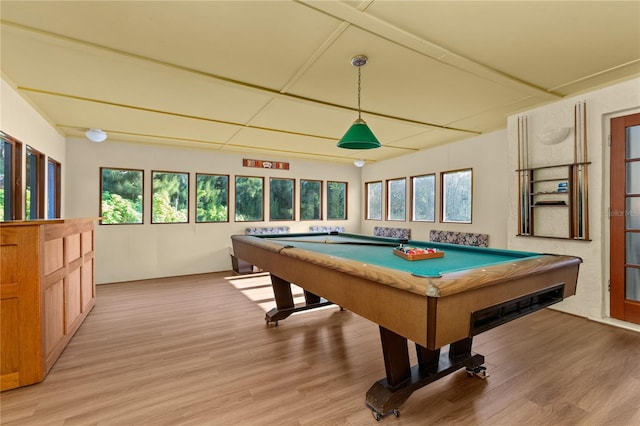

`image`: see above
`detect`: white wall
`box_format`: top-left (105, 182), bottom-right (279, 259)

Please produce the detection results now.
top-left (64, 138), bottom-right (362, 283)
top-left (360, 130), bottom-right (509, 247)
top-left (507, 78), bottom-right (640, 330)
top-left (0, 79), bottom-right (66, 217)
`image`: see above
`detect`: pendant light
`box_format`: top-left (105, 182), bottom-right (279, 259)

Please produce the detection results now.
top-left (337, 55), bottom-right (381, 149)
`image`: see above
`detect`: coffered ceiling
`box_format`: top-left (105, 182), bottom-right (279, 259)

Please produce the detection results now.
top-left (1, 1), bottom-right (639, 164)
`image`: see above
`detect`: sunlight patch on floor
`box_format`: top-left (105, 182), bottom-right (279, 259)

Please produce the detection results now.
top-left (225, 273), bottom-right (305, 313)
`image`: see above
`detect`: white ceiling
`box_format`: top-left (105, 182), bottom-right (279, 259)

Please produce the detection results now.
top-left (1, 1), bottom-right (639, 165)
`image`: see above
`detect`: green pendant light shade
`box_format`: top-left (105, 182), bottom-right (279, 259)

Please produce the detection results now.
top-left (338, 118), bottom-right (381, 149)
top-left (338, 55), bottom-right (381, 150)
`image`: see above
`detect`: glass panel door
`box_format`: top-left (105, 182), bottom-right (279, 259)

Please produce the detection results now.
top-left (610, 113), bottom-right (640, 324)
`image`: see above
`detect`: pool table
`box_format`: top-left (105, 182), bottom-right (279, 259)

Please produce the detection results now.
top-left (230, 232), bottom-right (582, 420)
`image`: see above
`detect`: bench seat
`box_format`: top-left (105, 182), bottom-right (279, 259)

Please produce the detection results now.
top-left (373, 227), bottom-right (411, 239)
top-left (429, 230), bottom-right (489, 247)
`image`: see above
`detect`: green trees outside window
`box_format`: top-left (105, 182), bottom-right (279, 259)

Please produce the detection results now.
top-left (366, 181), bottom-right (382, 220)
top-left (411, 174), bottom-right (435, 222)
top-left (152, 171), bottom-right (189, 224)
top-left (387, 178), bottom-right (406, 221)
top-left (235, 176), bottom-right (263, 222)
top-left (196, 174), bottom-right (228, 223)
top-left (300, 179), bottom-right (322, 220)
top-left (270, 178), bottom-right (294, 221)
top-left (327, 181), bottom-right (347, 220)
top-left (442, 168), bottom-right (472, 223)
top-left (100, 168), bottom-right (144, 224)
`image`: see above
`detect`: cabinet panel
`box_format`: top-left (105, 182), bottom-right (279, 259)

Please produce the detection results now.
top-left (1, 298), bottom-right (20, 379)
top-left (66, 233), bottom-right (81, 264)
top-left (44, 280), bottom-right (64, 357)
top-left (1, 244), bottom-right (18, 283)
top-left (81, 230), bottom-right (92, 255)
top-left (66, 268), bottom-right (82, 330)
top-left (44, 238), bottom-right (63, 275)
top-left (81, 261), bottom-right (94, 312)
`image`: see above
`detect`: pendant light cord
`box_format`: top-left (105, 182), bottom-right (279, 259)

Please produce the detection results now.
top-left (357, 66), bottom-right (362, 120)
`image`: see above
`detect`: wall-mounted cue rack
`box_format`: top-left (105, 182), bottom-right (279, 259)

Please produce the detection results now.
top-left (516, 102), bottom-right (590, 240)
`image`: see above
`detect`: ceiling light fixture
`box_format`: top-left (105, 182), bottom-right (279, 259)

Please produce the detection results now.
top-left (337, 55), bottom-right (381, 150)
top-left (85, 128), bottom-right (107, 143)
top-left (354, 159), bottom-right (365, 167)
top-left (537, 127), bottom-right (570, 145)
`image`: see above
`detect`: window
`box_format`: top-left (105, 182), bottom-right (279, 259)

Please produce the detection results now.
top-left (411, 174), bottom-right (435, 222)
top-left (386, 177), bottom-right (406, 221)
top-left (300, 179), bottom-right (322, 220)
top-left (441, 168), bottom-right (472, 223)
top-left (196, 173), bottom-right (229, 223)
top-left (47, 158), bottom-right (61, 219)
top-left (269, 177), bottom-right (294, 221)
top-left (152, 171), bottom-right (189, 223)
top-left (100, 167), bottom-right (144, 224)
top-left (366, 181), bottom-right (382, 220)
top-left (235, 176), bottom-right (264, 222)
top-left (327, 181), bottom-right (347, 220)
top-left (25, 145), bottom-right (45, 220)
top-left (0, 132), bottom-right (22, 221)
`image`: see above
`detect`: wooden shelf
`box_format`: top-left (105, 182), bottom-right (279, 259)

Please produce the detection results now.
top-left (531, 178), bottom-right (569, 183)
top-left (516, 234), bottom-right (592, 242)
top-left (518, 163), bottom-right (589, 240)
top-left (531, 191), bottom-right (569, 195)
top-left (516, 161), bottom-right (591, 172)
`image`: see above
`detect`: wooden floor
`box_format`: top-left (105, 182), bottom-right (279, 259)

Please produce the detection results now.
top-left (2, 272), bottom-right (639, 426)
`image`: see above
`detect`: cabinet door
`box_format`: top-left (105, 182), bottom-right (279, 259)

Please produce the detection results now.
top-left (1, 225), bottom-right (43, 390)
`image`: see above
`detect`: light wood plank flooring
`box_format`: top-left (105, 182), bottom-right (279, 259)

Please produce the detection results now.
top-left (1, 272), bottom-right (639, 425)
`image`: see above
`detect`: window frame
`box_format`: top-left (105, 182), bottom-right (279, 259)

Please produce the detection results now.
top-left (0, 131), bottom-right (23, 221)
top-left (386, 177), bottom-right (407, 221)
top-left (327, 180), bottom-right (348, 220)
top-left (151, 170), bottom-right (190, 224)
top-left (441, 168), bottom-right (473, 224)
top-left (47, 157), bottom-right (62, 219)
top-left (410, 173), bottom-right (436, 222)
top-left (25, 145), bottom-right (45, 220)
top-left (234, 175), bottom-right (265, 222)
top-left (100, 167), bottom-right (145, 225)
top-left (365, 180), bottom-right (382, 221)
top-left (299, 179), bottom-right (323, 221)
top-left (195, 173), bottom-right (229, 223)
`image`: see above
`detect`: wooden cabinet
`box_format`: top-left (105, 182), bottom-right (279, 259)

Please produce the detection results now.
top-left (0, 218), bottom-right (96, 391)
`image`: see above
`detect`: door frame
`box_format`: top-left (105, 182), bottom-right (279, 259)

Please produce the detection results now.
top-left (605, 108), bottom-right (640, 322)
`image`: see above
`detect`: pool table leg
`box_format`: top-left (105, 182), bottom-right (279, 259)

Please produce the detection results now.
top-left (366, 327), bottom-right (485, 419)
top-left (264, 275), bottom-right (335, 325)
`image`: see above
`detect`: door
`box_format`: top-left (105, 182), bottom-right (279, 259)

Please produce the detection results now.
top-left (610, 112), bottom-right (640, 324)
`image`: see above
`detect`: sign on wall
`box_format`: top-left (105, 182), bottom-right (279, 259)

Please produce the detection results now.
top-left (243, 158), bottom-right (289, 170)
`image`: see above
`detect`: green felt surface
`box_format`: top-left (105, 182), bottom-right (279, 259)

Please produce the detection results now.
top-left (264, 233), bottom-right (540, 277)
